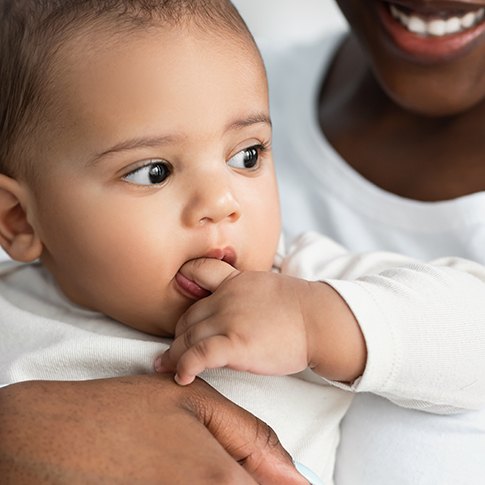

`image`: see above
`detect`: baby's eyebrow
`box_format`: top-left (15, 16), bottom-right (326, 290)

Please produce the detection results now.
top-left (225, 112), bottom-right (272, 131)
top-left (87, 134), bottom-right (182, 166)
top-left (87, 112), bottom-right (271, 166)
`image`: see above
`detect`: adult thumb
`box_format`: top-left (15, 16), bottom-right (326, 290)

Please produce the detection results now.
top-left (179, 257), bottom-right (240, 293)
top-left (189, 383), bottom-right (309, 485)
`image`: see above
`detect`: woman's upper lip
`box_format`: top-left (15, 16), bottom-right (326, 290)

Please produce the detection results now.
top-left (385, 0), bottom-right (485, 13)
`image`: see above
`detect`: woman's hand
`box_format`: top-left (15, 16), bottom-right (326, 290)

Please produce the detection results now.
top-left (0, 374), bottom-right (307, 484)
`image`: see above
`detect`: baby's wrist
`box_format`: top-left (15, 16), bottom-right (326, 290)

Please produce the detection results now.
top-left (305, 282), bottom-right (366, 382)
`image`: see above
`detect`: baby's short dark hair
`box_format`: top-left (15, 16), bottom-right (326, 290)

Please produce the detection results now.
top-left (0, 0), bottom-right (255, 180)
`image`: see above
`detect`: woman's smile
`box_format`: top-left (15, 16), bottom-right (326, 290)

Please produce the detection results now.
top-left (388, 2), bottom-right (484, 36)
top-left (378, 0), bottom-right (485, 61)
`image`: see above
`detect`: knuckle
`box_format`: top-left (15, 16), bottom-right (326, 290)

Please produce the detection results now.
top-left (177, 307), bottom-right (194, 333)
top-left (192, 339), bottom-right (211, 361)
top-left (182, 327), bottom-right (194, 350)
top-left (176, 312), bottom-right (188, 332)
top-left (255, 417), bottom-right (280, 450)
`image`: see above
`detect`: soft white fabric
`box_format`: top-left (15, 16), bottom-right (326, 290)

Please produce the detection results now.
top-left (0, 244), bottom-right (354, 485)
top-left (285, 234), bottom-right (485, 413)
top-left (3, 233), bottom-right (485, 483)
top-left (262, 32), bottom-right (485, 485)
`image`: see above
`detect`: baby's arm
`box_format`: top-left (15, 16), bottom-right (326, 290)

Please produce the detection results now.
top-left (281, 231), bottom-right (485, 412)
top-left (158, 261), bottom-right (365, 385)
top-left (159, 231), bottom-right (485, 412)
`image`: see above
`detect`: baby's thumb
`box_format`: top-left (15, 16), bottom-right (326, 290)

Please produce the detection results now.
top-left (179, 257), bottom-right (240, 293)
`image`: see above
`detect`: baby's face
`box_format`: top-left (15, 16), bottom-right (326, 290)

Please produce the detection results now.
top-left (26, 26), bottom-right (280, 336)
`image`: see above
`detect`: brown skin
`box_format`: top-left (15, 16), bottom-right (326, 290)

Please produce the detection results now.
top-left (320, 0), bottom-right (485, 202)
top-left (4, 1), bottom-right (484, 481)
top-left (0, 375), bottom-right (306, 484)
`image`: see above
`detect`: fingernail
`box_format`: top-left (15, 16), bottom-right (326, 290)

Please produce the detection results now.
top-left (174, 373), bottom-right (183, 385)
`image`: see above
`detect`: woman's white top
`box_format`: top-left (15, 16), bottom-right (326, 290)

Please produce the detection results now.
top-left (262, 31), bottom-right (485, 485)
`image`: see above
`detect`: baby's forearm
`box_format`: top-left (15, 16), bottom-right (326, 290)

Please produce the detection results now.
top-left (303, 281), bottom-right (366, 383)
top-left (285, 232), bottom-right (485, 411)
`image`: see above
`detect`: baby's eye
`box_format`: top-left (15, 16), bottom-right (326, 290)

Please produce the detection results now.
top-left (227, 146), bottom-right (262, 170)
top-left (123, 161), bottom-right (171, 186)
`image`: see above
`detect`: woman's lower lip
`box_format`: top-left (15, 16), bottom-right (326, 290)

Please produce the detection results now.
top-left (175, 272), bottom-right (211, 301)
top-left (377, 1), bottom-right (485, 63)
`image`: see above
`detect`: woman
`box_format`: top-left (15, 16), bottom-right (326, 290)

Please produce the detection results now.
top-left (267, 0), bottom-right (485, 483)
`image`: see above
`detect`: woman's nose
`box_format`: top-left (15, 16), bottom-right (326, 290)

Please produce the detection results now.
top-left (182, 173), bottom-right (241, 227)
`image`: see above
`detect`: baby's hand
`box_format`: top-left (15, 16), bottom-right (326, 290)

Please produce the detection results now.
top-left (155, 258), bottom-right (318, 385)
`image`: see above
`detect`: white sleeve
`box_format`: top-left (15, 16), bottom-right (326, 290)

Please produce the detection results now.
top-left (281, 231), bottom-right (485, 413)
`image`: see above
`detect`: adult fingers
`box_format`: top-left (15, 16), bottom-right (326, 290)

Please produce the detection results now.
top-left (0, 376), bottom-right (259, 484)
top-left (189, 384), bottom-right (309, 485)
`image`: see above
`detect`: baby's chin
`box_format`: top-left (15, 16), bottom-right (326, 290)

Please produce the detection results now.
top-left (107, 300), bottom-right (192, 339)
top-left (45, 263), bottom-right (193, 338)
top-left (115, 316), bottom-right (176, 339)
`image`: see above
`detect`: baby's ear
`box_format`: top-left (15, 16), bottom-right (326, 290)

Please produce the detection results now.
top-left (0, 174), bottom-right (43, 262)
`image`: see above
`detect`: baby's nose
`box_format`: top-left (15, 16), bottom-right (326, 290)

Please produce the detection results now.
top-left (182, 173), bottom-right (241, 227)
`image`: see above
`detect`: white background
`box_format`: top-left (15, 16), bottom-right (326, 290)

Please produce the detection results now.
top-left (232, 0), bottom-right (346, 43)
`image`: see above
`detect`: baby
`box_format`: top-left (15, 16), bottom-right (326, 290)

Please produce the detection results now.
top-left (2, 1), bottom-right (485, 484)
top-left (0, 1), bottom-right (356, 482)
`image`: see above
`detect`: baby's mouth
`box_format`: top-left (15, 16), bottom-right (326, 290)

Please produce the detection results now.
top-left (204, 246), bottom-right (238, 268)
top-left (175, 247), bottom-right (238, 301)
top-left (387, 2), bottom-right (485, 36)
top-left (175, 271), bottom-right (211, 300)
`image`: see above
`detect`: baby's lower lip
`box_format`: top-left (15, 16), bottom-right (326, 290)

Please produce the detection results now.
top-left (175, 271), bottom-right (211, 300)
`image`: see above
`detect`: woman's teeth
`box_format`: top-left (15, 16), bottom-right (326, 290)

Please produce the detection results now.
top-left (389, 3), bottom-right (485, 36)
